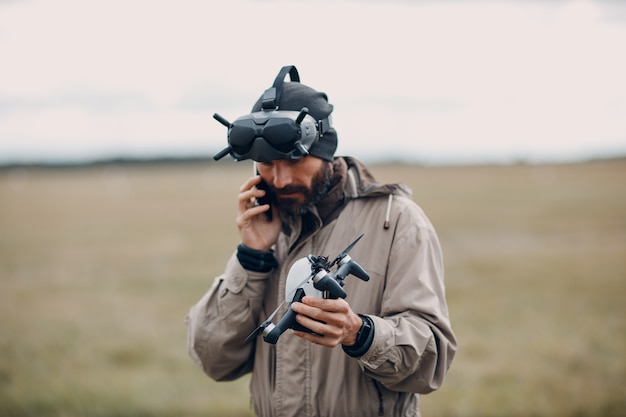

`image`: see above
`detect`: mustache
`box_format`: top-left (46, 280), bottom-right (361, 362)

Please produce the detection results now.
top-left (273, 185), bottom-right (308, 196)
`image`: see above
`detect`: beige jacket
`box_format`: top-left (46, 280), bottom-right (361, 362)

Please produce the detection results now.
top-left (187, 157), bottom-right (457, 417)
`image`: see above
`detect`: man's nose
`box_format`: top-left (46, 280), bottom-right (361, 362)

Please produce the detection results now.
top-left (272, 163), bottom-right (292, 189)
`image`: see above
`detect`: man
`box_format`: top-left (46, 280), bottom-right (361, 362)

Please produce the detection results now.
top-left (187, 66), bottom-right (457, 417)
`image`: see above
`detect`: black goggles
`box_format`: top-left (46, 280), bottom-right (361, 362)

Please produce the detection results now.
top-left (213, 108), bottom-right (331, 162)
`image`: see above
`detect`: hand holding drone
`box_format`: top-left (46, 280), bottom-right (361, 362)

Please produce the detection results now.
top-left (245, 235), bottom-right (370, 345)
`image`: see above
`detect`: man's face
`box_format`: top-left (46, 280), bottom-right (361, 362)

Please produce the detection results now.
top-left (257, 156), bottom-right (332, 216)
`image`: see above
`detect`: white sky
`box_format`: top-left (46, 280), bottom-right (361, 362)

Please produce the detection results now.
top-left (1, 0), bottom-right (625, 164)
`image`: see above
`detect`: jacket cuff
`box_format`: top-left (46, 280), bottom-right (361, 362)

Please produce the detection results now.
top-left (223, 252), bottom-right (271, 295)
top-left (358, 315), bottom-right (392, 368)
top-left (237, 243), bottom-right (278, 272)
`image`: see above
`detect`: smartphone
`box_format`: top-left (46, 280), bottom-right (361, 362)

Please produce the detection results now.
top-left (253, 162), bottom-right (273, 222)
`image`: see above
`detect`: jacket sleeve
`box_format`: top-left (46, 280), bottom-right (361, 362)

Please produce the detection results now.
top-left (186, 251), bottom-right (270, 381)
top-left (357, 204), bottom-right (457, 394)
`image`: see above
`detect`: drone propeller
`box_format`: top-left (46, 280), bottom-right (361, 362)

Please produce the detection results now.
top-left (244, 301), bottom-right (285, 343)
top-left (329, 234), bottom-right (369, 282)
top-left (331, 234), bottom-right (364, 267)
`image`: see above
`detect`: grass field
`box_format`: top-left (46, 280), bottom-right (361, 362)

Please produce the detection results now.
top-left (1, 159), bottom-right (625, 417)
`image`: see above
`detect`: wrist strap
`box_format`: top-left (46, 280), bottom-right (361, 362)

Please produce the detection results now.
top-left (237, 244), bottom-right (278, 273)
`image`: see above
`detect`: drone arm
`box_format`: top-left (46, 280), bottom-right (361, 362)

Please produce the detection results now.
top-left (336, 262), bottom-right (351, 281)
top-left (335, 258), bottom-right (370, 283)
top-left (313, 270), bottom-right (347, 299)
top-left (263, 307), bottom-right (298, 344)
top-left (263, 288), bottom-right (306, 344)
top-left (348, 261), bottom-right (369, 281)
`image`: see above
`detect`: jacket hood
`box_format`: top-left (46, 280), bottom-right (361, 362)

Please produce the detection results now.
top-left (342, 156), bottom-right (412, 200)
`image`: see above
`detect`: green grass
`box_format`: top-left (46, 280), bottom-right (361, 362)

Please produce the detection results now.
top-left (1, 160), bottom-right (624, 416)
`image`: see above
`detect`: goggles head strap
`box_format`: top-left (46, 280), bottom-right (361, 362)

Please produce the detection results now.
top-left (261, 65), bottom-right (300, 110)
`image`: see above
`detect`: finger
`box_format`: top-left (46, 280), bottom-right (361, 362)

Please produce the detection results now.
top-left (239, 175), bottom-right (263, 193)
top-left (238, 187), bottom-right (266, 213)
top-left (292, 329), bottom-right (337, 347)
top-left (292, 301), bottom-right (348, 328)
top-left (291, 301), bottom-right (322, 320)
top-left (238, 176), bottom-right (263, 199)
top-left (238, 183), bottom-right (264, 202)
top-left (301, 296), bottom-right (350, 314)
top-left (294, 314), bottom-right (329, 336)
top-left (236, 204), bottom-right (271, 225)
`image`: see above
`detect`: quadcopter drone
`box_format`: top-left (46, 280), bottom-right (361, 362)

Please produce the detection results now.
top-left (245, 235), bottom-right (370, 345)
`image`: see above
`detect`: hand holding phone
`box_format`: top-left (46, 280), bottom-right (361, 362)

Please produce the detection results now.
top-left (238, 174), bottom-right (280, 252)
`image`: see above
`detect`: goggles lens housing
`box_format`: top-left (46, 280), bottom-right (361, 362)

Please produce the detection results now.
top-left (214, 109), bottom-right (329, 162)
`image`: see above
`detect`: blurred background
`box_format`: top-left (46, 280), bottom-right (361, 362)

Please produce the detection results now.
top-left (1, 0), bottom-right (625, 416)
top-left (1, 0), bottom-right (625, 165)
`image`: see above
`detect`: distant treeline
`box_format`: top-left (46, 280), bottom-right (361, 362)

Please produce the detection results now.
top-left (1, 154), bottom-right (625, 171)
top-left (0, 156), bottom-right (230, 171)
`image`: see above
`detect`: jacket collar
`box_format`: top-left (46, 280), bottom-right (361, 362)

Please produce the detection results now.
top-left (283, 157), bottom-right (410, 251)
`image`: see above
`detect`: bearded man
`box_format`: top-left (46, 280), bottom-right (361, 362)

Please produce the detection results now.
top-left (187, 66), bottom-right (457, 417)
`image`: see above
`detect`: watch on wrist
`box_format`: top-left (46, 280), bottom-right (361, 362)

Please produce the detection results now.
top-left (342, 314), bottom-right (374, 358)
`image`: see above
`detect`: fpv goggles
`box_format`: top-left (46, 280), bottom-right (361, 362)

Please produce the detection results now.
top-left (212, 66), bottom-right (332, 162)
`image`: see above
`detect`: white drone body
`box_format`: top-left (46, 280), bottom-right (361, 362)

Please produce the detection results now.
top-left (284, 257), bottom-right (324, 301)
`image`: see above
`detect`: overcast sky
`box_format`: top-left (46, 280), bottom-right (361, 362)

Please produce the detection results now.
top-left (1, 0), bottom-right (625, 164)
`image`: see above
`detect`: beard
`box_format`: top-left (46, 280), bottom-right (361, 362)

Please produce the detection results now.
top-left (270, 161), bottom-right (333, 217)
